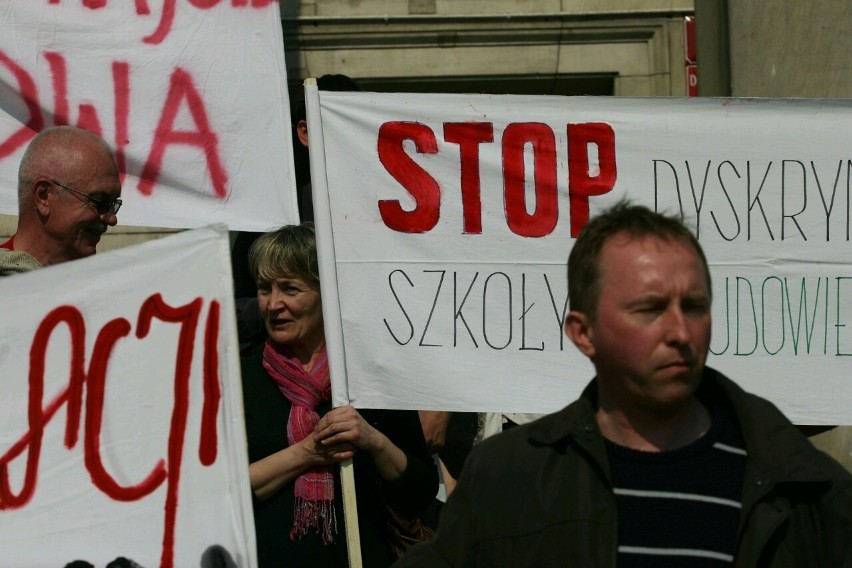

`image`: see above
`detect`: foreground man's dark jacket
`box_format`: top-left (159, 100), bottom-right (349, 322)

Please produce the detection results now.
top-left (395, 368), bottom-right (852, 567)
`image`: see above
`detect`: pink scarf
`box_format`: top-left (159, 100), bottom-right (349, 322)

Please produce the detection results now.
top-left (262, 340), bottom-right (337, 544)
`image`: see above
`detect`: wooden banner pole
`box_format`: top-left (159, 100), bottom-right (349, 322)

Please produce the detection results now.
top-left (340, 459), bottom-right (362, 568)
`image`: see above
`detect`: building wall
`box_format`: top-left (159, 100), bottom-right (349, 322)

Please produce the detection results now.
top-left (696, 0), bottom-right (852, 98)
top-left (283, 1), bottom-right (694, 98)
top-left (728, 1), bottom-right (851, 98)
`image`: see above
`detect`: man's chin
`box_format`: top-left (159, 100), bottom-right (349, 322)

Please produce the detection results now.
top-left (657, 361), bottom-right (703, 382)
top-left (72, 247), bottom-right (97, 259)
top-left (82, 230), bottom-right (104, 250)
top-left (75, 238), bottom-right (101, 258)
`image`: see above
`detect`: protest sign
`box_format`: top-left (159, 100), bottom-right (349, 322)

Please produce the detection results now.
top-left (0, 226), bottom-right (255, 567)
top-left (307, 88), bottom-right (852, 425)
top-left (0, 1), bottom-right (297, 231)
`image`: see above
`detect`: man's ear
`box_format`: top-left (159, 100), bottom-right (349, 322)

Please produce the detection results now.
top-left (33, 180), bottom-right (52, 216)
top-left (564, 310), bottom-right (596, 359)
top-left (296, 119), bottom-right (309, 147)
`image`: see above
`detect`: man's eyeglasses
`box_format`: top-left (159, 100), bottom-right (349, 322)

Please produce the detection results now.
top-left (51, 180), bottom-right (122, 215)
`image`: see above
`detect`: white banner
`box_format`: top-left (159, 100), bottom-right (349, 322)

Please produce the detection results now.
top-left (308, 89), bottom-right (852, 425)
top-left (0, 2), bottom-right (297, 231)
top-left (0, 226), bottom-right (255, 567)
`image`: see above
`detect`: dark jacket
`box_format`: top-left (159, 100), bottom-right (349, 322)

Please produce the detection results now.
top-left (242, 354), bottom-right (438, 567)
top-left (395, 368), bottom-right (852, 567)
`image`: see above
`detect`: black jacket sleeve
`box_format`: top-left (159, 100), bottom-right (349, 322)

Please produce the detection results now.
top-left (360, 409), bottom-right (438, 516)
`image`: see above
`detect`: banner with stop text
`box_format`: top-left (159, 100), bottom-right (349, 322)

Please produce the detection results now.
top-left (308, 89), bottom-right (852, 425)
top-left (0, 1), bottom-right (297, 231)
top-left (0, 226), bottom-right (255, 567)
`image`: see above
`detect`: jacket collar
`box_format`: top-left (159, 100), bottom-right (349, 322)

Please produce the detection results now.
top-left (527, 379), bottom-right (598, 446)
top-left (702, 367), bottom-right (842, 486)
top-left (527, 367), bottom-right (841, 487)
top-left (526, 379), bottom-right (609, 477)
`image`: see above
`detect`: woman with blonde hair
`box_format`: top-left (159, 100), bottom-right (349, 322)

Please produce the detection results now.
top-left (240, 223), bottom-right (437, 566)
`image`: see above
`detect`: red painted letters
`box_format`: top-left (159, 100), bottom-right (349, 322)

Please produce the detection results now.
top-left (0, 307), bottom-right (85, 509)
top-left (377, 121), bottom-right (617, 237)
top-left (502, 123), bottom-right (558, 237)
top-left (42, 0), bottom-right (276, 45)
top-left (113, 61), bottom-right (131, 186)
top-left (0, 50), bottom-right (230, 199)
top-left (378, 122), bottom-right (441, 233)
top-left (0, 51), bottom-right (43, 159)
top-left (0, 295), bottom-right (222, 568)
top-left (444, 122), bottom-right (494, 234)
top-left (138, 68), bottom-right (229, 199)
top-left (567, 122), bottom-right (617, 237)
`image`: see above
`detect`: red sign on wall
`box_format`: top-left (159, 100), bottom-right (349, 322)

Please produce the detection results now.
top-left (686, 64), bottom-right (698, 96)
top-left (684, 17), bottom-right (697, 64)
top-left (684, 16), bottom-right (697, 96)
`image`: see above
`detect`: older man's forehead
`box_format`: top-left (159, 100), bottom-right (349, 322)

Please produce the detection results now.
top-left (92, 181), bottom-right (122, 200)
top-left (82, 146), bottom-right (121, 193)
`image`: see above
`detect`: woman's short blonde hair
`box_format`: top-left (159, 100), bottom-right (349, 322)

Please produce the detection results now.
top-left (247, 223), bottom-right (319, 287)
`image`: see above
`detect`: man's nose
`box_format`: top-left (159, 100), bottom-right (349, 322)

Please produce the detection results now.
top-left (104, 210), bottom-right (118, 226)
top-left (663, 307), bottom-right (690, 345)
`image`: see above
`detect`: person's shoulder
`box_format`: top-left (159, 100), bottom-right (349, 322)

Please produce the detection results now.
top-left (239, 351), bottom-right (267, 388)
top-left (704, 367), bottom-right (803, 440)
top-left (240, 350), bottom-right (263, 371)
top-left (448, 404), bottom-right (590, 509)
top-left (471, 401), bottom-right (586, 465)
top-left (705, 368), bottom-right (852, 486)
top-left (702, 367), bottom-right (789, 425)
top-left (0, 249), bottom-right (41, 276)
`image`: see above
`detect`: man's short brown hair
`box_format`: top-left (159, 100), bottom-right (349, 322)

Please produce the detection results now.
top-left (568, 201), bottom-right (711, 319)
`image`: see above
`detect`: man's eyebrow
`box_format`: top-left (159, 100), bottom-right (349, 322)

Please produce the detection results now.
top-left (624, 294), bottom-right (667, 307)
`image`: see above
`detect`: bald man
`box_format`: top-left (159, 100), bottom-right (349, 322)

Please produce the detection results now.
top-left (0, 126), bottom-right (122, 276)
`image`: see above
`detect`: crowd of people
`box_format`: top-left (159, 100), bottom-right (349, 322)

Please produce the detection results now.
top-left (2, 78), bottom-right (850, 568)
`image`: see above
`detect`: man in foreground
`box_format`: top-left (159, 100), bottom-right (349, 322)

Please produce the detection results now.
top-left (0, 126), bottom-right (122, 276)
top-left (396, 202), bottom-right (851, 566)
